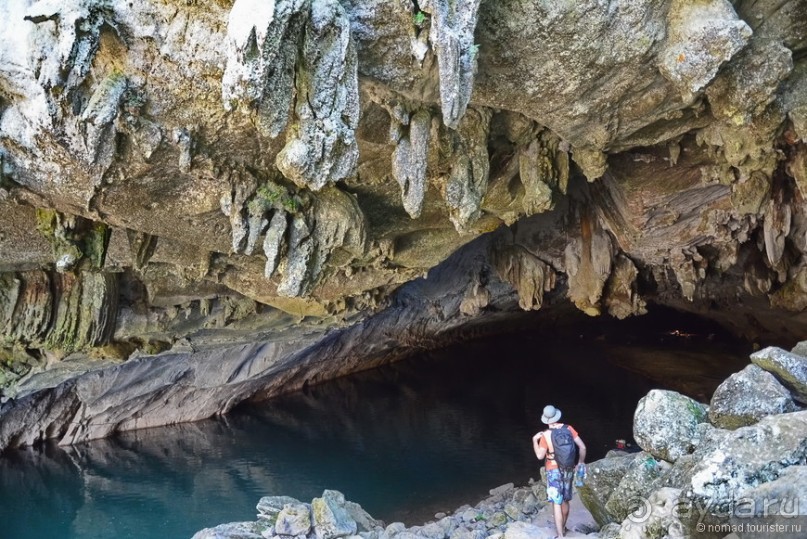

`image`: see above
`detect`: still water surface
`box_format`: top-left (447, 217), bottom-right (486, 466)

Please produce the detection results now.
top-left (0, 330), bottom-right (747, 539)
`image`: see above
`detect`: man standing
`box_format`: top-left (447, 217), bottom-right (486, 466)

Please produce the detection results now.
top-left (532, 404), bottom-right (587, 538)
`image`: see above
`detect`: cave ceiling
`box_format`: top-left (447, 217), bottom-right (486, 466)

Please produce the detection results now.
top-left (1, 0), bottom-right (806, 362)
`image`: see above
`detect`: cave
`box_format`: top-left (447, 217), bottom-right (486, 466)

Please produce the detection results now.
top-left (0, 306), bottom-right (757, 538)
top-left (2, 0), bottom-right (807, 538)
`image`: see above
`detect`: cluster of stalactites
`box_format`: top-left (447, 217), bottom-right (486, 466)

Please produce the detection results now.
top-left (222, 0), bottom-right (359, 192)
top-left (220, 172), bottom-right (367, 298)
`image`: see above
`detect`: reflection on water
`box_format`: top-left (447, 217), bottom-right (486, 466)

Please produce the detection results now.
top-left (0, 331), bottom-right (747, 539)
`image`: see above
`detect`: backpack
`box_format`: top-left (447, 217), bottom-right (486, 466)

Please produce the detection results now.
top-left (545, 425), bottom-right (577, 470)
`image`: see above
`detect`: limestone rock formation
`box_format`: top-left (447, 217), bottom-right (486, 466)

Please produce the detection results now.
top-left (751, 346), bottom-right (807, 403)
top-left (728, 465), bottom-right (807, 538)
top-left (633, 389), bottom-right (708, 463)
top-left (577, 452), bottom-right (640, 527)
top-left (678, 411), bottom-right (807, 534)
top-left (582, 358), bottom-right (807, 539)
top-left (192, 483), bottom-right (596, 539)
top-left (1, 0), bottom-right (807, 446)
top-left (603, 453), bottom-right (667, 523)
top-left (275, 502), bottom-right (313, 537)
top-left (311, 490), bottom-right (357, 539)
top-left (708, 363), bottom-right (799, 428)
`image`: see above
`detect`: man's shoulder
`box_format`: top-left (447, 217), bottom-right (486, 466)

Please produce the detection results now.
top-left (554, 423), bottom-right (579, 436)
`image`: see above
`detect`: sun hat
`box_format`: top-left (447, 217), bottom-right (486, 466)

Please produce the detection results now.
top-left (541, 405), bottom-right (562, 424)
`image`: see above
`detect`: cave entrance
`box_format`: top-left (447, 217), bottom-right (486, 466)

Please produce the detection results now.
top-left (0, 307), bottom-right (754, 538)
top-left (232, 305), bottom-right (752, 521)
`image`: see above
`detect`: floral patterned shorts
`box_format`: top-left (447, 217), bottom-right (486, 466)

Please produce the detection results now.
top-left (546, 468), bottom-right (574, 505)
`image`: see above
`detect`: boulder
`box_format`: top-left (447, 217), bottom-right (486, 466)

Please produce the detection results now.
top-left (488, 511), bottom-right (509, 527)
top-left (489, 483), bottom-right (514, 497)
top-left (791, 342), bottom-right (807, 358)
top-left (416, 520), bottom-right (450, 539)
top-left (660, 454), bottom-right (699, 491)
top-left (709, 364), bottom-right (799, 429)
top-left (577, 452), bottom-right (639, 526)
top-left (448, 527), bottom-right (484, 539)
top-left (504, 500), bottom-right (523, 521)
top-left (597, 522), bottom-right (621, 539)
top-left (615, 487), bottom-right (687, 539)
top-left (676, 411), bottom-right (807, 535)
top-left (729, 465), bottom-right (807, 539)
top-left (312, 490), bottom-right (358, 539)
top-left (519, 493), bottom-right (540, 515)
top-left (459, 508), bottom-right (478, 524)
top-left (344, 502), bottom-right (381, 533)
top-left (383, 522), bottom-right (406, 536)
top-left (275, 503), bottom-right (312, 536)
top-left (257, 496), bottom-right (302, 524)
top-left (190, 521), bottom-right (268, 539)
top-left (604, 453), bottom-right (668, 522)
top-left (633, 389), bottom-right (708, 462)
top-left (691, 421), bottom-right (727, 452)
top-left (751, 347), bottom-right (807, 404)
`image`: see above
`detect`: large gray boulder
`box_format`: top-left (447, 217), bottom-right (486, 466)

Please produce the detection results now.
top-left (578, 452), bottom-right (640, 526)
top-left (614, 487), bottom-right (687, 539)
top-left (729, 465), bottom-right (807, 539)
top-left (676, 411), bottom-right (807, 536)
top-left (708, 364), bottom-right (799, 429)
top-left (597, 522), bottom-right (621, 539)
top-left (190, 521), bottom-right (268, 539)
top-left (257, 495), bottom-right (302, 524)
top-left (791, 342), bottom-right (807, 358)
top-left (275, 503), bottom-right (313, 536)
top-left (602, 412), bottom-right (807, 539)
top-left (412, 518), bottom-right (454, 539)
top-left (633, 389), bottom-right (708, 463)
top-left (604, 453), bottom-right (668, 522)
top-left (344, 501), bottom-right (381, 533)
top-left (751, 347), bottom-right (807, 404)
top-left (312, 490), bottom-right (358, 539)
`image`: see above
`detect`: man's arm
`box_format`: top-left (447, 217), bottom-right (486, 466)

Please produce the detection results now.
top-left (574, 436), bottom-right (587, 465)
top-left (533, 433), bottom-right (547, 460)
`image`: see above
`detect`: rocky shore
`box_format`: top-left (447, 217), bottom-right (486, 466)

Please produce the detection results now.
top-left (580, 343), bottom-right (807, 539)
top-left (191, 484), bottom-right (598, 539)
top-left (192, 343), bottom-right (807, 539)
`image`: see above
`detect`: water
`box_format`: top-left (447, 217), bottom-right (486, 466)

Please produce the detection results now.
top-left (0, 328), bottom-right (748, 539)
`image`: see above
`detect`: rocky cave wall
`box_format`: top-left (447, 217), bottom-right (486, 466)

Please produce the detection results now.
top-left (1, 0), bottom-right (807, 447)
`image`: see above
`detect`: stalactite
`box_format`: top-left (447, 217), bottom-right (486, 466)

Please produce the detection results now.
top-left (392, 109), bottom-right (432, 219)
top-left (419, 0), bottom-right (481, 130)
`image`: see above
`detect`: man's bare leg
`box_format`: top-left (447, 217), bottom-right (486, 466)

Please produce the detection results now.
top-left (561, 501), bottom-right (570, 532)
top-left (553, 503), bottom-right (565, 537)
